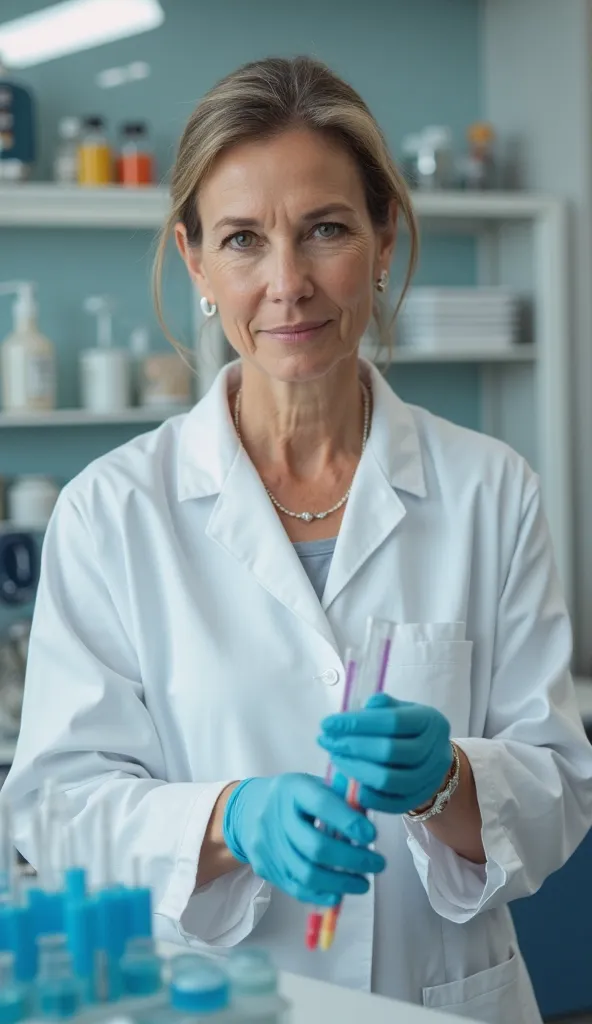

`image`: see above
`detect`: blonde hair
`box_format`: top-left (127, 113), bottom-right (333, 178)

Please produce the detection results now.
top-left (153, 55), bottom-right (419, 362)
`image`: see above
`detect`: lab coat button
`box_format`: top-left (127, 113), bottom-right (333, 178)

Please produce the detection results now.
top-left (319, 668), bottom-right (339, 686)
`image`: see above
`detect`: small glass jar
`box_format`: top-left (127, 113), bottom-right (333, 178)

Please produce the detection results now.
top-left (77, 115), bottom-right (112, 186)
top-left (53, 116), bottom-right (81, 184)
top-left (118, 121), bottom-right (154, 186)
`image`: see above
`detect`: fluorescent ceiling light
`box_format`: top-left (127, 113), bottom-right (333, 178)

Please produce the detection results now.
top-left (0, 0), bottom-right (164, 69)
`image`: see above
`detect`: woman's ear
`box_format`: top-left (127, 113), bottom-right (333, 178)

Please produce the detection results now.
top-left (377, 199), bottom-right (398, 270)
top-left (174, 222), bottom-right (215, 305)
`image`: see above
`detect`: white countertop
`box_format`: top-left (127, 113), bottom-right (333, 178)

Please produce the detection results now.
top-left (157, 943), bottom-right (471, 1023)
top-left (280, 971), bottom-right (472, 1024)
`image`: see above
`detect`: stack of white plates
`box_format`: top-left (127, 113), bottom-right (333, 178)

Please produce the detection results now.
top-left (399, 287), bottom-right (521, 353)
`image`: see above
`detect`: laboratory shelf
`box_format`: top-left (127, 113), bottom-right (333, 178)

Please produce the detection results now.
top-left (0, 183), bottom-right (560, 230)
top-left (362, 345), bottom-right (537, 364)
top-left (0, 405), bottom-right (191, 427)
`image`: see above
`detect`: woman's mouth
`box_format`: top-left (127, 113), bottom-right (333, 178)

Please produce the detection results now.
top-left (261, 320), bottom-right (331, 343)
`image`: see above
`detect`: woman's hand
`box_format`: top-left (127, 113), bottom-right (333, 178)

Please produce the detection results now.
top-left (222, 773), bottom-right (386, 906)
top-left (318, 693), bottom-right (453, 815)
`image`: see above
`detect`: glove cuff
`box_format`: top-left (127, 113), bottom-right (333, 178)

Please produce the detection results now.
top-left (222, 777), bottom-right (255, 864)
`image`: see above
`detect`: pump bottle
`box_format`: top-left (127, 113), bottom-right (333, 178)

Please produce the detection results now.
top-left (0, 282), bottom-right (56, 412)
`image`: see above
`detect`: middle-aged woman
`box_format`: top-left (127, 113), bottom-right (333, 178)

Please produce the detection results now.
top-left (4, 57), bottom-right (592, 1024)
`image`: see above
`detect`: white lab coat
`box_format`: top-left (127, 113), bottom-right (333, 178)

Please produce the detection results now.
top-left (4, 359), bottom-right (592, 1024)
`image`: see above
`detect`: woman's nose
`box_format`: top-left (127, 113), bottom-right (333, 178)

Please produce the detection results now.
top-left (266, 246), bottom-right (314, 303)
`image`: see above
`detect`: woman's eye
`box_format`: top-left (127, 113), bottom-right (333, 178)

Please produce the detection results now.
top-left (227, 231), bottom-right (256, 249)
top-left (313, 222), bottom-right (346, 240)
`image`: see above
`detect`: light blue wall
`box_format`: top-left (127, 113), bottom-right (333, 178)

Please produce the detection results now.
top-left (0, 0), bottom-right (482, 626)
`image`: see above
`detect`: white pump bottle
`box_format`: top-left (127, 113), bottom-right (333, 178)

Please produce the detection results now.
top-left (80, 296), bottom-right (130, 412)
top-left (0, 281), bottom-right (57, 412)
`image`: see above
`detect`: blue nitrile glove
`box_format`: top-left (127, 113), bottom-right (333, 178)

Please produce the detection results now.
top-left (318, 693), bottom-right (453, 815)
top-left (222, 773), bottom-right (386, 906)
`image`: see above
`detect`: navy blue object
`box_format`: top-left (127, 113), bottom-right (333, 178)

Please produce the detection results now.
top-left (0, 70), bottom-right (36, 166)
top-left (0, 533), bottom-right (39, 606)
top-left (512, 825), bottom-right (592, 1019)
top-left (223, 773), bottom-right (385, 907)
top-left (319, 692), bottom-right (453, 815)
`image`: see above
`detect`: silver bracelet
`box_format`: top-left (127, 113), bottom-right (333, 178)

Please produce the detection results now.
top-left (406, 742), bottom-right (461, 823)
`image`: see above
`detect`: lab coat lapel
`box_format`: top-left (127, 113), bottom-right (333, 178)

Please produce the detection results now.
top-left (207, 452), bottom-right (339, 651)
top-left (322, 362), bottom-right (427, 611)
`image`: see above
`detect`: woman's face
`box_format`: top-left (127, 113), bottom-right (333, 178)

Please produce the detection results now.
top-left (176, 128), bottom-right (396, 384)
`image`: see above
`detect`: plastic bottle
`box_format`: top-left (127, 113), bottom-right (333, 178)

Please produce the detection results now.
top-left (227, 949), bottom-right (290, 1022)
top-left (80, 297), bottom-right (130, 412)
top-left (0, 282), bottom-right (57, 412)
top-left (35, 935), bottom-right (81, 1019)
top-left (0, 57), bottom-right (36, 182)
top-left (0, 951), bottom-right (27, 1024)
top-left (118, 122), bottom-right (154, 186)
top-left (77, 116), bottom-right (112, 186)
top-left (130, 327), bottom-right (192, 408)
top-left (53, 117), bottom-right (81, 185)
top-left (121, 937), bottom-right (162, 997)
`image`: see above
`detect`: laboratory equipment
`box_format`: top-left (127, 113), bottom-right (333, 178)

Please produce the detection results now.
top-left (81, 298), bottom-right (131, 413)
top-left (305, 648), bottom-right (359, 951)
top-left (0, 533), bottom-right (39, 607)
top-left (118, 123), bottom-right (154, 186)
top-left (0, 951), bottom-right (27, 1024)
top-left (77, 118), bottom-right (112, 187)
top-left (167, 954), bottom-right (234, 1020)
top-left (120, 938), bottom-right (162, 997)
top-left (227, 948), bottom-right (290, 1022)
top-left (7, 477), bottom-right (60, 530)
top-left (0, 58), bottom-right (36, 182)
top-left (459, 122), bottom-right (497, 190)
top-left (307, 617), bottom-right (395, 952)
top-left (53, 118), bottom-right (82, 185)
top-left (400, 127), bottom-right (453, 190)
top-left (0, 282), bottom-right (56, 412)
top-left (36, 935), bottom-right (81, 1019)
top-left (130, 327), bottom-right (192, 408)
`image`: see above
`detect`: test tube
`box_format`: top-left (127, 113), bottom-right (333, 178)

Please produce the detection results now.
top-left (305, 648), bottom-right (360, 951)
top-left (317, 617), bottom-right (395, 952)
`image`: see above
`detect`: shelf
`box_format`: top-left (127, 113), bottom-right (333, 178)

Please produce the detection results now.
top-left (362, 345), bottom-right (536, 364)
top-left (0, 184), bottom-right (560, 230)
top-left (0, 405), bottom-right (192, 428)
top-left (0, 183), bottom-right (170, 229)
top-left (0, 521), bottom-right (45, 534)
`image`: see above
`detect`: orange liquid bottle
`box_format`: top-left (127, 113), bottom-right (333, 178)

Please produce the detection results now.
top-left (119, 121), bottom-right (154, 186)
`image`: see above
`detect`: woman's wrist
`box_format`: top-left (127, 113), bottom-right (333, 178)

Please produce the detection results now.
top-left (196, 781), bottom-right (242, 887)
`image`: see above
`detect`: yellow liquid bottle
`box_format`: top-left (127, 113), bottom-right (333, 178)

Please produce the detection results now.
top-left (78, 115), bottom-right (112, 186)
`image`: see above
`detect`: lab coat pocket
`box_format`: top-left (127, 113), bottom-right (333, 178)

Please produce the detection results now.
top-left (383, 625), bottom-right (473, 737)
top-left (422, 950), bottom-right (523, 1022)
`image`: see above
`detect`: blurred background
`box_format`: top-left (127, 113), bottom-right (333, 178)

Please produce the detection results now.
top-left (0, 1), bottom-right (591, 1019)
